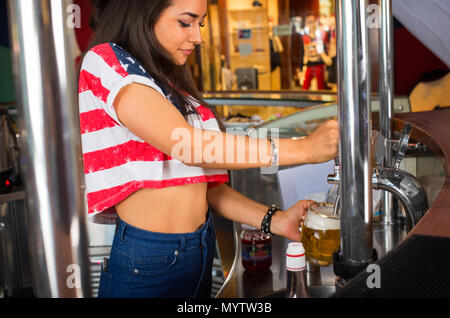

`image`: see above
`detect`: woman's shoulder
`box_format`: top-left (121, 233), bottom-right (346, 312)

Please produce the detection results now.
top-left (81, 42), bottom-right (168, 97)
top-left (86, 42), bottom-right (133, 60)
top-left (85, 42), bottom-right (149, 77)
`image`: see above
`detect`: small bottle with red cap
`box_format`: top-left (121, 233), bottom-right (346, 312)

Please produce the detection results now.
top-left (286, 242), bottom-right (310, 298)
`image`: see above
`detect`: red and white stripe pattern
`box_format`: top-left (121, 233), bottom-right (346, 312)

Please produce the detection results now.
top-left (78, 43), bottom-right (228, 218)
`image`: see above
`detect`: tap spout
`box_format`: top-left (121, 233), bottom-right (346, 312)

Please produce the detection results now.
top-left (373, 167), bottom-right (428, 231)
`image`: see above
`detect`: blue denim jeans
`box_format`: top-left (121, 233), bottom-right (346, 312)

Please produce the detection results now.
top-left (98, 209), bottom-right (216, 298)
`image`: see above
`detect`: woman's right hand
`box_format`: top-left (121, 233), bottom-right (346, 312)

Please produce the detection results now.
top-left (299, 119), bottom-right (339, 164)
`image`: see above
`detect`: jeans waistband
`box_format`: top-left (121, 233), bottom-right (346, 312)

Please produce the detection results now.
top-left (115, 208), bottom-right (213, 251)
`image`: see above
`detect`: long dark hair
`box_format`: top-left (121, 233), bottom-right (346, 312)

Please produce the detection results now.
top-left (84, 0), bottom-right (224, 129)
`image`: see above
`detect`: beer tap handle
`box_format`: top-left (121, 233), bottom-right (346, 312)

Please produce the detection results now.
top-left (394, 123), bottom-right (411, 170)
top-left (333, 157), bottom-right (340, 176)
top-left (332, 157), bottom-right (340, 216)
top-left (327, 157), bottom-right (340, 184)
top-left (334, 157), bottom-right (340, 166)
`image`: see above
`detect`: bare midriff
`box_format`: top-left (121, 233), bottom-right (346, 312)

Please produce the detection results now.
top-left (115, 182), bottom-right (209, 234)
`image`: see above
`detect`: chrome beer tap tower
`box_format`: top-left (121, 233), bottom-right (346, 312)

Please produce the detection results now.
top-left (6, 0), bottom-right (90, 297)
top-left (327, 0), bottom-right (428, 282)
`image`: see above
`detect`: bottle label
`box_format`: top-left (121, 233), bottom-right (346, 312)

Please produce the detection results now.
top-left (286, 254), bottom-right (306, 271)
top-left (242, 242), bottom-right (272, 262)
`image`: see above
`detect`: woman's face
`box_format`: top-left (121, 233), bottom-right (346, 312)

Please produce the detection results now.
top-left (154, 0), bottom-right (207, 66)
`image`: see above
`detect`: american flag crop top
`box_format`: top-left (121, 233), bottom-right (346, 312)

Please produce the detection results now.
top-left (78, 42), bottom-right (229, 220)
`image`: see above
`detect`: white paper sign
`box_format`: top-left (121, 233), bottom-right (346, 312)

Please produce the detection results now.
top-left (277, 160), bottom-right (335, 210)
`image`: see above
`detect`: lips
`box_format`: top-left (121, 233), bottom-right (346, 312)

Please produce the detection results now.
top-left (180, 48), bottom-right (194, 56)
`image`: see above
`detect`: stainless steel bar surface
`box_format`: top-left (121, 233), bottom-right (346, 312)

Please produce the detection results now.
top-left (379, 0), bottom-right (396, 224)
top-left (7, 0), bottom-right (90, 297)
top-left (336, 0), bottom-right (374, 264)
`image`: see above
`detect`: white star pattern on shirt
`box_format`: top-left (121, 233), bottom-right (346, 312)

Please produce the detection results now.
top-left (120, 61), bottom-right (129, 71)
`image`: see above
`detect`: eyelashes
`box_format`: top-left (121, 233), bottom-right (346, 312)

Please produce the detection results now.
top-left (178, 20), bottom-right (206, 28)
top-left (179, 20), bottom-right (190, 28)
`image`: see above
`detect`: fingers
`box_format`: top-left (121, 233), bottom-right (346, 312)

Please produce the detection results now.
top-left (309, 120), bottom-right (340, 163)
top-left (324, 120), bottom-right (340, 157)
top-left (305, 200), bottom-right (316, 209)
top-left (290, 200), bottom-right (313, 224)
top-left (299, 200), bottom-right (314, 230)
top-left (300, 200), bottom-right (315, 211)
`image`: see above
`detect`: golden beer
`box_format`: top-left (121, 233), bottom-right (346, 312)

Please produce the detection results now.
top-left (301, 203), bottom-right (340, 267)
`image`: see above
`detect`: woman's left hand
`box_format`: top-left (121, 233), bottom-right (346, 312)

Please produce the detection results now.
top-left (273, 200), bottom-right (315, 242)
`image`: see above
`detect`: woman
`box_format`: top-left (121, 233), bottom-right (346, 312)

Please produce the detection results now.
top-left (78, 0), bottom-right (339, 298)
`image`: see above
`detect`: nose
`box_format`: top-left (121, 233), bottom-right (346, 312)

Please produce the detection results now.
top-left (189, 24), bottom-right (203, 45)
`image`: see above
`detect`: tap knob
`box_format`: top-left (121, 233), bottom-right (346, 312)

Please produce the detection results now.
top-left (328, 157), bottom-right (341, 184)
top-left (394, 123), bottom-right (411, 170)
top-left (333, 157), bottom-right (340, 174)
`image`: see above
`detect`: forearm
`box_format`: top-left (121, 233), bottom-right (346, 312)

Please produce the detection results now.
top-left (206, 184), bottom-right (285, 236)
top-left (175, 127), bottom-right (311, 169)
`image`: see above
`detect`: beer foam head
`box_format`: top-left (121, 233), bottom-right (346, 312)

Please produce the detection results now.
top-left (305, 203), bottom-right (340, 231)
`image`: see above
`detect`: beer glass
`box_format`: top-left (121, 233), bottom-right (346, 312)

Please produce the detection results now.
top-left (301, 203), bottom-right (340, 267)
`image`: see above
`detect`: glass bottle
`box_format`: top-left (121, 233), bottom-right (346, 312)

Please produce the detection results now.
top-left (286, 242), bottom-right (310, 298)
top-left (240, 224), bottom-right (272, 274)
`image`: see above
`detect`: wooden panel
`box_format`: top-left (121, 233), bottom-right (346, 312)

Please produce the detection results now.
top-left (290, 0), bottom-right (319, 16)
top-left (278, 0), bottom-right (291, 89)
top-left (396, 109), bottom-right (450, 238)
top-left (409, 208), bottom-right (450, 238)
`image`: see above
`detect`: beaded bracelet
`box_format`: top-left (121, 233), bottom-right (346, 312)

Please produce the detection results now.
top-left (261, 204), bottom-right (281, 236)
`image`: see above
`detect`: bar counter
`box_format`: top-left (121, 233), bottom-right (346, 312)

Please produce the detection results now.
top-left (396, 108), bottom-right (450, 239)
top-left (215, 108), bottom-right (450, 298)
